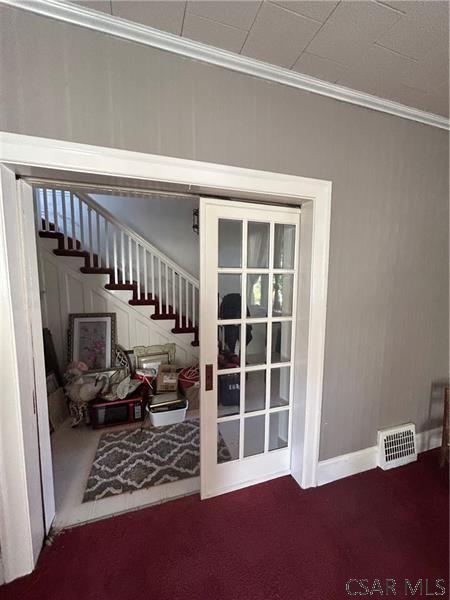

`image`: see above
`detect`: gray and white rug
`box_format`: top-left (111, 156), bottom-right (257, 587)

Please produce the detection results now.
top-left (83, 418), bottom-right (231, 502)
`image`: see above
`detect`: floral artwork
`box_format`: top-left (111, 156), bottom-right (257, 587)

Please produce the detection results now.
top-left (79, 321), bottom-right (107, 369)
top-left (68, 313), bottom-right (116, 370)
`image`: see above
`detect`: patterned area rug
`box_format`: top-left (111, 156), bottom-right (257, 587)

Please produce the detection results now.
top-left (83, 418), bottom-right (231, 502)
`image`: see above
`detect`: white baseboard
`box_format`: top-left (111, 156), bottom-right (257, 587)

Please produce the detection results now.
top-left (317, 427), bottom-right (442, 486)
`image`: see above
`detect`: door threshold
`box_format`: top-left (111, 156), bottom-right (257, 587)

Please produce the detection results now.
top-left (53, 476), bottom-right (200, 530)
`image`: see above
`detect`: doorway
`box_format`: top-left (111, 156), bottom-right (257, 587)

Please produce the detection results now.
top-left (0, 135), bottom-right (330, 582)
top-left (33, 183), bottom-right (202, 529)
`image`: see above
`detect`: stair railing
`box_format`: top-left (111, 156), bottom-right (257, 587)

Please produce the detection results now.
top-left (35, 187), bottom-right (199, 331)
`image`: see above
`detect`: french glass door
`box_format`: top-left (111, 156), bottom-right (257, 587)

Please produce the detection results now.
top-left (199, 198), bottom-right (300, 498)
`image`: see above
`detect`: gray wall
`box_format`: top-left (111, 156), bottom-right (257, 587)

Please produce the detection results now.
top-left (1, 6), bottom-right (448, 460)
top-left (92, 194), bottom-right (199, 277)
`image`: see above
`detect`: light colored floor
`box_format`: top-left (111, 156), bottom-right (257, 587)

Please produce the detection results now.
top-left (51, 412), bottom-right (200, 530)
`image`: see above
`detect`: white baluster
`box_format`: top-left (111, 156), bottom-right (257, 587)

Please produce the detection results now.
top-left (52, 189), bottom-right (58, 232)
top-left (70, 192), bottom-right (75, 248)
top-left (143, 250), bottom-right (148, 300)
top-left (105, 221), bottom-right (110, 269)
top-left (88, 208), bottom-right (93, 267)
top-left (179, 275), bottom-right (183, 328)
top-left (151, 253), bottom-right (155, 299)
top-left (192, 285), bottom-right (196, 329)
top-left (172, 269), bottom-right (176, 318)
top-left (185, 280), bottom-right (189, 328)
top-left (121, 231), bottom-right (125, 284)
top-left (158, 258), bottom-right (162, 313)
top-left (113, 229), bottom-right (118, 284)
top-left (165, 264), bottom-right (169, 313)
top-left (128, 236), bottom-right (132, 284)
top-left (79, 198), bottom-right (84, 249)
top-left (96, 212), bottom-right (101, 267)
top-left (44, 189), bottom-right (49, 231)
top-left (61, 190), bottom-right (67, 248)
top-left (136, 241), bottom-right (140, 300)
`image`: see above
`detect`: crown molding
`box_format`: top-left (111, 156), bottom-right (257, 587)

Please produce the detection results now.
top-left (3, 0), bottom-right (449, 130)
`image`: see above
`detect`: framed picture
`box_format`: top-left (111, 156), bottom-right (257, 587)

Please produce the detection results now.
top-left (68, 313), bottom-right (116, 370)
top-left (136, 353), bottom-right (169, 373)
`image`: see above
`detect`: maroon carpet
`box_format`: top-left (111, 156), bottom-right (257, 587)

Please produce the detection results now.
top-left (1, 450), bottom-right (448, 600)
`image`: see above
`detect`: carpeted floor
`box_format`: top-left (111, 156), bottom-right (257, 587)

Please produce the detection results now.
top-left (1, 450), bottom-right (448, 600)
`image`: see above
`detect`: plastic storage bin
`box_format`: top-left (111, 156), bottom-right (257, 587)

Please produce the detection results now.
top-left (147, 400), bottom-right (188, 427)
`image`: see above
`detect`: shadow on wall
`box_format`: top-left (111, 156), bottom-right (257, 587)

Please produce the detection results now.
top-left (427, 379), bottom-right (449, 430)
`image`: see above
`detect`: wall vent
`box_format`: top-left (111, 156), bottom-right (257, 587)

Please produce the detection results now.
top-left (377, 423), bottom-right (417, 470)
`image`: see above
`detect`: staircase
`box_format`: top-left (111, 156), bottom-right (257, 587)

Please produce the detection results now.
top-left (34, 187), bottom-right (199, 347)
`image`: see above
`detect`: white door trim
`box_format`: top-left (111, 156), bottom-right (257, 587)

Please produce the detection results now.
top-left (0, 131), bottom-right (331, 581)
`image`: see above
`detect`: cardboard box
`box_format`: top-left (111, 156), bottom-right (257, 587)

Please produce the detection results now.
top-left (156, 364), bottom-right (178, 393)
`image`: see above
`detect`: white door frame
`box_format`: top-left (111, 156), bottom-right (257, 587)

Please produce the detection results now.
top-left (0, 131), bottom-right (331, 582)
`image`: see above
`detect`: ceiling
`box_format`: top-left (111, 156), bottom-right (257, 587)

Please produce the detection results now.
top-left (73, 0), bottom-right (449, 117)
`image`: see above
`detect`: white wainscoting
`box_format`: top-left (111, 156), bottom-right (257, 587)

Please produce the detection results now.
top-left (38, 240), bottom-right (199, 371)
top-left (317, 427), bottom-right (442, 486)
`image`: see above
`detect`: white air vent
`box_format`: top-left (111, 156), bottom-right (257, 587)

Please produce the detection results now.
top-left (377, 423), bottom-right (417, 470)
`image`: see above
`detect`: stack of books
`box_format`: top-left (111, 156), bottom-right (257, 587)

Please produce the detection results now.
top-left (150, 392), bottom-right (187, 413)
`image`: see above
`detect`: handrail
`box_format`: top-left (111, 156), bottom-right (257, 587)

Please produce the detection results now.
top-left (77, 190), bottom-right (199, 288)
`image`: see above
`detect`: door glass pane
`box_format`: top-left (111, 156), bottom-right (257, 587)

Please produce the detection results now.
top-left (218, 274), bottom-right (242, 319)
top-left (218, 325), bottom-right (241, 368)
top-left (244, 414), bottom-right (265, 457)
top-left (219, 219), bottom-right (242, 268)
top-left (245, 370), bottom-right (266, 413)
top-left (246, 323), bottom-right (267, 366)
top-left (218, 373), bottom-right (240, 417)
top-left (247, 221), bottom-right (269, 268)
top-left (272, 274), bottom-right (294, 317)
top-left (218, 420), bottom-right (240, 463)
top-left (270, 367), bottom-right (290, 408)
top-left (274, 224), bottom-right (295, 269)
top-left (247, 274), bottom-right (268, 317)
top-left (269, 410), bottom-right (289, 451)
top-left (271, 322), bottom-right (292, 364)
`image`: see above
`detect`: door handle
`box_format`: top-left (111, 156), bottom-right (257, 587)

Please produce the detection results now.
top-left (205, 364), bottom-right (213, 391)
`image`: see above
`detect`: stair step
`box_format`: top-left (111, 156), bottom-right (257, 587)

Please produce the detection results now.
top-left (172, 327), bottom-right (197, 334)
top-left (81, 267), bottom-right (114, 275)
top-left (105, 283), bottom-right (136, 291)
top-left (39, 230), bottom-right (64, 240)
top-left (191, 340), bottom-right (199, 347)
top-left (128, 299), bottom-right (158, 306)
top-left (39, 230), bottom-right (82, 250)
top-left (54, 249), bottom-right (89, 259)
top-left (152, 313), bottom-right (178, 321)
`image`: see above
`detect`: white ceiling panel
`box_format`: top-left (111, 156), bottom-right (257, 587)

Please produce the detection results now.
top-left (187, 1), bottom-right (261, 31)
top-left (292, 51), bottom-right (348, 82)
top-left (375, 1), bottom-right (449, 61)
top-left (241, 2), bottom-right (321, 68)
top-left (307, 1), bottom-right (403, 64)
top-left (111, 1), bottom-right (186, 35)
top-left (182, 13), bottom-right (247, 53)
top-left (272, 1), bottom-right (339, 23)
